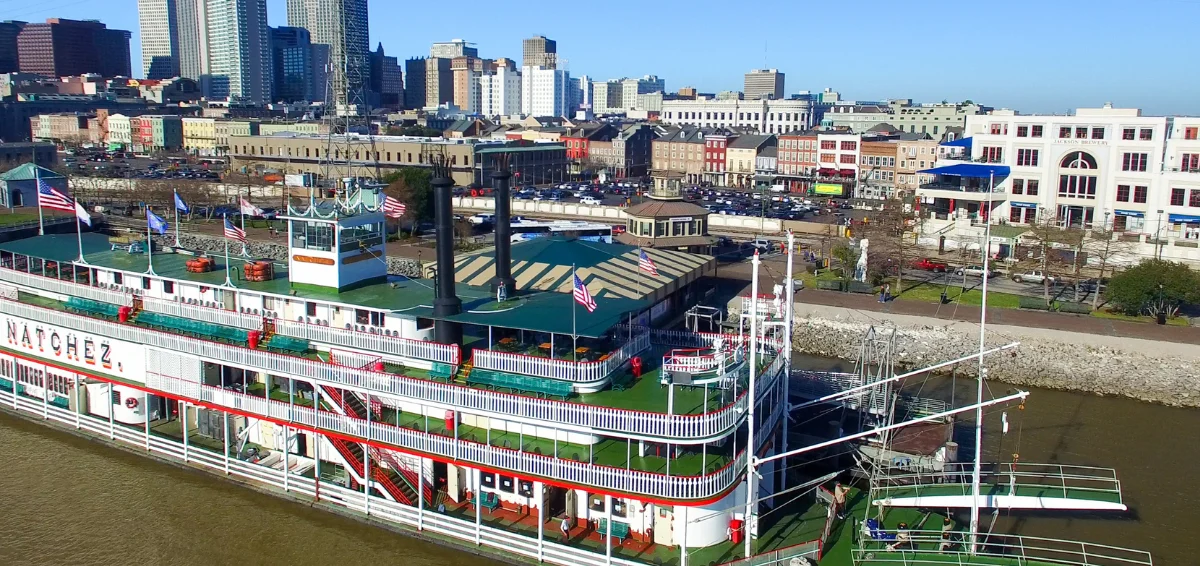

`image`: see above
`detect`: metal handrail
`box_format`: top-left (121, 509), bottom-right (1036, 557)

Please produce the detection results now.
top-left (472, 330), bottom-right (650, 383)
top-left (274, 319), bottom-right (461, 365)
top-left (0, 267), bottom-right (133, 306)
top-left (875, 462), bottom-right (1123, 502)
top-left (141, 295), bottom-right (263, 330)
top-left (4, 299), bottom-right (762, 441)
top-left (854, 529), bottom-right (1153, 566)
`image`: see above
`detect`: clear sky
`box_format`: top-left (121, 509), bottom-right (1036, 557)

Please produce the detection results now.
top-left (12, 0), bottom-right (1200, 115)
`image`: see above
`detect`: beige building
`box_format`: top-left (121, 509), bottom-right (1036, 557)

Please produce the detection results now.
top-left (858, 140), bottom-right (898, 199)
top-left (215, 120), bottom-right (261, 153)
top-left (258, 122), bottom-right (326, 136)
top-left (183, 117), bottom-right (217, 156)
top-left (30, 113), bottom-right (95, 145)
top-left (724, 134), bottom-right (776, 188)
top-left (651, 126), bottom-right (707, 185)
top-left (895, 137), bottom-right (940, 194)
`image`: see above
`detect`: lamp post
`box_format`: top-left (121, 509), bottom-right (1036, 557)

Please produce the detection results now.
top-left (1156, 209), bottom-right (1165, 259)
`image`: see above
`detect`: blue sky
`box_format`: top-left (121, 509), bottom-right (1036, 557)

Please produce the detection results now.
top-left (14, 0), bottom-right (1200, 115)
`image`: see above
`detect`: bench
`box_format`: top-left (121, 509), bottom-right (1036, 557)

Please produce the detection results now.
top-left (65, 297), bottom-right (121, 319)
top-left (471, 491), bottom-right (500, 514)
top-left (266, 335), bottom-right (309, 354)
top-left (430, 362), bottom-right (455, 381)
top-left (468, 370), bottom-right (571, 400)
top-left (138, 312), bottom-right (249, 344)
top-left (597, 518), bottom-right (630, 544)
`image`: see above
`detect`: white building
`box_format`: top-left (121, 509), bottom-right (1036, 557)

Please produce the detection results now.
top-left (520, 66), bottom-right (569, 118)
top-left (479, 67), bottom-right (520, 118)
top-left (591, 80), bottom-right (622, 114)
top-left (917, 106), bottom-right (1200, 264)
top-left (137, 0), bottom-right (181, 79)
top-left (204, 0), bottom-right (272, 103)
top-left (621, 75), bottom-right (665, 109)
top-left (176, 0), bottom-right (210, 82)
top-left (815, 132), bottom-right (862, 176)
top-left (662, 98), bottom-right (815, 134)
top-left (105, 114), bottom-right (132, 146)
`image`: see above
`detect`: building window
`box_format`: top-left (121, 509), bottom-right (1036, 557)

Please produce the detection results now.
top-left (1134, 185), bottom-right (1148, 203)
top-left (1186, 127), bottom-right (1198, 140)
top-left (1140, 128), bottom-right (1153, 141)
top-left (1116, 184), bottom-right (1130, 202)
top-left (1016, 126), bottom-right (1028, 137)
top-left (1059, 126), bottom-right (1071, 139)
top-left (820, 140), bottom-right (836, 150)
top-left (1031, 125), bottom-right (1043, 138)
top-left (1121, 152), bottom-right (1148, 172)
top-left (1016, 149), bottom-right (1039, 167)
top-left (839, 154), bottom-right (855, 164)
top-left (1192, 190), bottom-right (1200, 208)
top-left (982, 147), bottom-right (1003, 163)
top-left (1170, 188), bottom-right (1185, 206)
top-left (1011, 179), bottom-right (1024, 194)
top-left (1122, 128), bottom-right (1135, 140)
top-left (1026, 180), bottom-right (1039, 196)
top-left (1074, 126), bottom-right (1088, 139)
top-left (990, 124), bottom-right (1002, 135)
top-left (1010, 207), bottom-right (1024, 223)
top-left (1091, 127), bottom-right (1105, 139)
top-left (1181, 153), bottom-right (1200, 172)
top-left (163, 280), bottom-right (174, 294)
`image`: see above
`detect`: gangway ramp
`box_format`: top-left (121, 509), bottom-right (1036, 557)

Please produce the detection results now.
top-left (871, 462), bottom-right (1127, 512)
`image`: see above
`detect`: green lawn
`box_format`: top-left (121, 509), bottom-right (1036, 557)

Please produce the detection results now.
top-left (894, 281), bottom-right (1023, 309)
top-left (1091, 308), bottom-right (1191, 327)
top-left (0, 210), bottom-right (56, 227)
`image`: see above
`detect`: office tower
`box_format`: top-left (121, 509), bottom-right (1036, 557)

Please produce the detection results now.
top-left (404, 57), bottom-right (426, 109)
top-left (522, 35), bottom-right (556, 69)
top-left (521, 66), bottom-right (568, 117)
top-left (17, 19), bottom-right (132, 78)
top-left (368, 43), bottom-right (402, 108)
top-left (430, 39), bottom-right (476, 59)
top-left (175, 0), bottom-right (209, 81)
top-left (621, 75), bottom-right (665, 109)
top-left (270, 26), bottom-right (313, 102)
top-left (138, 0), bottom-right (180, 79)
top-left (480, 66), bottom-right (520, 117)
top-left (204, 0), bottom-right (271, 102)
top-left (287, 0), bottom-right (369, 106)
top-left (0, 21), bottom-right (23, 74)
top-left (451, 56), bottom-right (486, 113)
top-left (425, 57), bottom-right (453, 107)
top-left (744, 68), bottom-right (784, 100)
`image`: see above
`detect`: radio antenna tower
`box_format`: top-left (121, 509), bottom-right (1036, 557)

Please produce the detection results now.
top-left (321, 0), bottom-right (380, 200)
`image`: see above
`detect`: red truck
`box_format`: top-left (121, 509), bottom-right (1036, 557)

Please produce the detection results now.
top-left (912, 258), bottom-right (949, 272)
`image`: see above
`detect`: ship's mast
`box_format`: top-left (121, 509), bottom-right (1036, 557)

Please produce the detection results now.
top-left (969, 171), bottom-right (996, 553)
top-left (320, 0), bottom-right (379, 200)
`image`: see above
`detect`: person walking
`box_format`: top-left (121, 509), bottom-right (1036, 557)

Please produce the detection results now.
top-left (560, 516), bottom-right (571, 542)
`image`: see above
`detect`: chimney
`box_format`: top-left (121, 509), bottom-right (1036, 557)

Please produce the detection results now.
top-left (491, 156), bottom-right (516, 294)
top-left (431, 158), bottom-right (463, 347)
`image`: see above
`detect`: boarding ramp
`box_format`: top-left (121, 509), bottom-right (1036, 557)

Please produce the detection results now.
top-left (871, 462), bottom-right (1127, 512)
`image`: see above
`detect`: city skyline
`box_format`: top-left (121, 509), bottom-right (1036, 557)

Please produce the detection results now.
top-left (7, 0), bottom-right (1200, 115)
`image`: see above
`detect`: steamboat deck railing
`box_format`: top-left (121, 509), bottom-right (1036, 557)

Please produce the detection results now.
top-left (472, 330), bottom-right (650, 383)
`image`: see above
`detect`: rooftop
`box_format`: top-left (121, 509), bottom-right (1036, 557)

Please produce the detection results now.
top-left (0, 164), bottom-right (63, 182)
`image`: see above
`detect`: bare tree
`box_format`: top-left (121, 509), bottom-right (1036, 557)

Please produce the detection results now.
top-left (856, 197), bottom-right (923, 289)
top-left (1083, 221), bottom-right (1136, 307)
top-left (1013, 216), bottom-right (1086, 305)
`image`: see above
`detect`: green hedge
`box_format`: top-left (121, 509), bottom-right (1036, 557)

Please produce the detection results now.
top-left (817, 280), bottom-right (843, 291)
top-left (1019, 296), bottom-right (1051, 310)
top-left (1056, 301), bottom-right (1093, 314)
top-left (846, 281), bottom-right (876, 294)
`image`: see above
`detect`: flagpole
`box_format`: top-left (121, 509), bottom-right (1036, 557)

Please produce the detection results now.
top-left (240, 210), bottom-right (248, 256)
top-left (35, 166), bottom-right (44, 235)
top-left (173, 191), bottom-right (181, 248)
top-left (224, 236), bottom-right (233, 287)
top-left (146, 209), bottom-right (156, 276)
top-left (75, 199), bottom-right (86, 264)
top-left (571, 264), bottom-right (577, 363)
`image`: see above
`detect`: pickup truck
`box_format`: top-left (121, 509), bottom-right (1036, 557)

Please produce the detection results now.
top-left (1011, 270), bottom-right (1058, 285)
top-left (912, 258), bottom-right (949, 272)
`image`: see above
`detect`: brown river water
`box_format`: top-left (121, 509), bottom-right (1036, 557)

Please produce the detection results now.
top-left (0, 357), bottom-right (1195, 565)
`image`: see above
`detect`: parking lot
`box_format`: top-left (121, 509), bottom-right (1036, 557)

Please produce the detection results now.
top-left (62, 149), bottom-right (223, 181)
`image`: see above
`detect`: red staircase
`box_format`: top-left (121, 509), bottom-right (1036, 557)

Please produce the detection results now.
top-left (319, 385), bottom-right (429, 507)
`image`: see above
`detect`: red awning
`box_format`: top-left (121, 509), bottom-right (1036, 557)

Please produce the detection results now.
top-left (839, 169), bottom-right (856, 177)
top-left (817, 168), bottom-right (837, 176)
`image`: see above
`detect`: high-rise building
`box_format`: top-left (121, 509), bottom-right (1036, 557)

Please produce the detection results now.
top-left (175, 0), bottom-right (209, 81)
top-left (621, 75), bottom-right (665, 109)
top-left (16, 19), bottom-right (131, 78)
top-left (286, 0), bottom-right (369, 106)
top-left (451, 56), bottom-right (486, 113)
top-left (137, 0), bottom-right (180, 79)
top-left (270, 26), bottom-right (313, 102)
top-left (0, 21), bottom-right (26, 74)
top-left (570, 75), bottom-right (591, 113)
top-left (744, 68), bottom-right (784, 100)
top-left (522, 35), bottom-right (556, 69)
top-left (368, 43), bottom-right (402, 109)
top-left (403, 57), bottom-right (426, 109)
top-left (424, 57), bottom-right (453, 108)
top-left (591, 80), bottom-right (624, 114)
top-left (480, 66), bottom-right (520, 117)
top-left (430, 39), bottom-right (476, 59)
top-left (521, 66), bottom-right (568, 117)
top-left (204, 0), bottom-right (271, 102)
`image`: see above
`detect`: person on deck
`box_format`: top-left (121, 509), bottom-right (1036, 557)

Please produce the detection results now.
top-left (832, 483), bottom-right (851, 519)
top-left (560, 516), bottom-right (571, 542)
top-left (887, 522), bottom-right (912, 551)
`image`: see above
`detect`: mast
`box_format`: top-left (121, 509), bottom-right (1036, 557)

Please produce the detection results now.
top-left (969, 171), bottom-right (995, 553)
top-left (743, 251), bottom-right (760, 558)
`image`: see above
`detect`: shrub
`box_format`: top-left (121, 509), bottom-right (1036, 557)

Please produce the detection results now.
top-left (1019, 296), bottom-right (1050, 310)
top-left (1056, 301), bottom-right (1092, 314)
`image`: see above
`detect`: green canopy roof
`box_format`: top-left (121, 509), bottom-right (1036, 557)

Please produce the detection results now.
top-left (0, 164), bottom-right (63, 182)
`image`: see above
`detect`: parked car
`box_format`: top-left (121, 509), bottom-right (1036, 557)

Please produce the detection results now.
top-left (749, 238), bottom-right (774, 252)
top-left (579, 196), bottom-right (602, 206)
top-left (956, 264), bottom-right (994, 278)
top-left (912, 258), bottom-right (949, 272)
top-left (468, 213), bottom-right (495, 226)
top-left (1011, 270), bottom-right (1058, 285)
top-left (611, 224), bottom-right (627, 234)
top-left (1074, 277), bottom-right (1109, 293)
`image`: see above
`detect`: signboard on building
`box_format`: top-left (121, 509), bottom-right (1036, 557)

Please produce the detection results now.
top-left (814, 183), bottom-right (845, 196)
top-left (2, 314), bottom-right (145, 378)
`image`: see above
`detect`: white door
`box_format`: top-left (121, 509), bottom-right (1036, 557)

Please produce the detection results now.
top-left (654, 505), bottom-right (674, 546)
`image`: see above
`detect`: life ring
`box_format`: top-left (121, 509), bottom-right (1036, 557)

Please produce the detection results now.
top-left (125, 397), bottom-right (139, 409)
top-left (471, 189), bottom-right (479, 197)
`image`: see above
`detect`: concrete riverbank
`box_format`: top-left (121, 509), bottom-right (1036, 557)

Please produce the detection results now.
top-left (787, 301), bottom-right (1200, 407)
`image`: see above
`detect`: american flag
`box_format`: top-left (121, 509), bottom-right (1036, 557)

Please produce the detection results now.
top-left (223, 216), bottom-right (246, 242)
top-left (382, 195), bottom-right (407, 218)
top-left (37, 181), bottom-right (74, 212)
top-left (638, 249), bottom-right (659, 276)
top-left (572, 273), bottom-right (597, 313)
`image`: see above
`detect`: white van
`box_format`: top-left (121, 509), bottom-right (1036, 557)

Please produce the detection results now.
top-left (579, 196), bottom-right (602, 206)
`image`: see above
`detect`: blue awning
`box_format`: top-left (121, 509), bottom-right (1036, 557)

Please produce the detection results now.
top-left (918, 163), bottom-right (1011, 178)
top-left (941, 136), bottom-right (972, 148)
top-left (1114, 209), bottom-right (1145, 218)
top-left (1009, 201), bottom-right (1037, 209)
top-left (1169, 213), bottom-right (1200, 224)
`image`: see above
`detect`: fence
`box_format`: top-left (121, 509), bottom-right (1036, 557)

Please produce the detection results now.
top-left (141, 295), bottom-right (263, 330)
top-left (0, 266), bottom-right (133, 306)
top-left (473, 331), bottom-right (650, 383)
top-left (274, 319), bottom-right (460, 365)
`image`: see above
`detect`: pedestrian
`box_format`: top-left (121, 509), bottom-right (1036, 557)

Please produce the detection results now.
top-left (560, 516), bottom-right (571, 542)
top-left (887, 522), bottom-right (912, 551)
top-left (832, 483), bottom-right (850, 519)
top-left (878, 288), bottom-right (886, 303)
top-left (883, 283), bottom-right (892, 302)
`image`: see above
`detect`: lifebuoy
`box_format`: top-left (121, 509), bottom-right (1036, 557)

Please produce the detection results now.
top-left (125, 397), bottom-right (139, 409)
top-left (471, 189), bottom-right (479, 197)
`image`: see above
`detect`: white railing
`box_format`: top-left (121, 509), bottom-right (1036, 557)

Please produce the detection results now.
top-left (2, 299), bottom-right (745, 441)
top-left (0, 387), bottom-right (648, 566)
top-left (473, 330), bottom-right (650, 383)
top-left (141, 296), bottom-right (264, 331)
top-left (853, 530), bottom-right (1153, 566)
top-left (146, 372), bottom-right (746, 501)
top-left (274, 319), bottom-right (460, 365)
top-left (0, 284), bottom-right (16, 300)
top-left (0, 267), bottom-right (133, 306)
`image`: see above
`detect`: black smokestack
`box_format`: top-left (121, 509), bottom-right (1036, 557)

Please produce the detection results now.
top-left (491, 155), bottom-right (515, 294)
top-left (431, 157), bottom-right (463, 347)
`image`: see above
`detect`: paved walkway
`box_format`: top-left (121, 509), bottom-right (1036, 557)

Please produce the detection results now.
top-left (795, 288), bottom-right (1200, 345)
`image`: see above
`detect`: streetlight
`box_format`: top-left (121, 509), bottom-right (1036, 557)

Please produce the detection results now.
top-left (1156, 209), bottom-right (1165, 259)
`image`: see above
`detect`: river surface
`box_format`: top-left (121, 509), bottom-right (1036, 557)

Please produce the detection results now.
top-left (0, 357), bottom-right (1196, 565)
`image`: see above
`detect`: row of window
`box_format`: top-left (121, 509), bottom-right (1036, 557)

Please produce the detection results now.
top-left (861, 155), bottom-right (896, 168)
top-left (979, 148), bottom-right (1152, 172)
top-left (779, 151), bottom-right (816, 163)
top-left (1000, 124), bottom-right (1158, 142)
top-left (780, 139), bottom-right (814, 150)
top-left (239, 145), bottom-right (472, 166)
top-left (1169, 188), bottom-right (1200, 208)
top-left (666, 111), bottom-right (807, 123)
